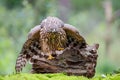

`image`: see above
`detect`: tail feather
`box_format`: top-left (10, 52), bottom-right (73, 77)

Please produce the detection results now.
top-left (15, 53), bottom-right (27, 73)
top-left (15, 40), bottom-right (41, 73)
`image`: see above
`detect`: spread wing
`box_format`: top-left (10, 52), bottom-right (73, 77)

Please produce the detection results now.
top-left (15, 23), bottom-right (87, 73)
top-left (63, 24), bottom-right (87, 49)
top-left (15, 25), bottom-right (42, 73)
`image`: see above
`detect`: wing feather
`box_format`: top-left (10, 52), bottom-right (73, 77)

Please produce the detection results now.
top-left (63, 24), bottom-right (86, 48)
top-left (15, 25), bottom-right (41, 73)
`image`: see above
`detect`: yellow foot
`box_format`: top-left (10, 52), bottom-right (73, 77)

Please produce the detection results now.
top-left (47, 55), bottom-right (54, 60)
top-left (58, 48), bottom-right (64, 51)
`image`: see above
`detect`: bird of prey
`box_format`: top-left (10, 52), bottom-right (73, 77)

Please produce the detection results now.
top-left (15, 16), bottom-right (86, 73)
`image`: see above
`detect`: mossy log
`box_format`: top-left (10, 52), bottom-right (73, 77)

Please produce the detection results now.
top-left (30, 44), bottom-right (99, 78)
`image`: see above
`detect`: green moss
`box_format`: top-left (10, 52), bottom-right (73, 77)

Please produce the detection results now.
top-left (0, 73), bottom-right (120, 80)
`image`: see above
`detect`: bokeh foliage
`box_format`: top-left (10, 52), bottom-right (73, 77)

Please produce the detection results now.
top-left (0, 0), bottom-right (120, 75)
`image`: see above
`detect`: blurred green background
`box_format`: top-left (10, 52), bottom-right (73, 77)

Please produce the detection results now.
top-left (0, 0), bottom-right (120, 75)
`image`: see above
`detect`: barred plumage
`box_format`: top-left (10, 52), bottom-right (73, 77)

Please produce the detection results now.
top-left (15, 16), bottom-right (86, 73)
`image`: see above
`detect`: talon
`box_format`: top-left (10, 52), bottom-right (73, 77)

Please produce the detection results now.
top-left (58, 48), bottom-right (64, 51)
top-left (47, 54), bottom-right (54, 60)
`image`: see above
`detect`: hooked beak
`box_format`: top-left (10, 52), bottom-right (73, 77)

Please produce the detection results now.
top-left (52, 29), bottom-right (56, 32)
